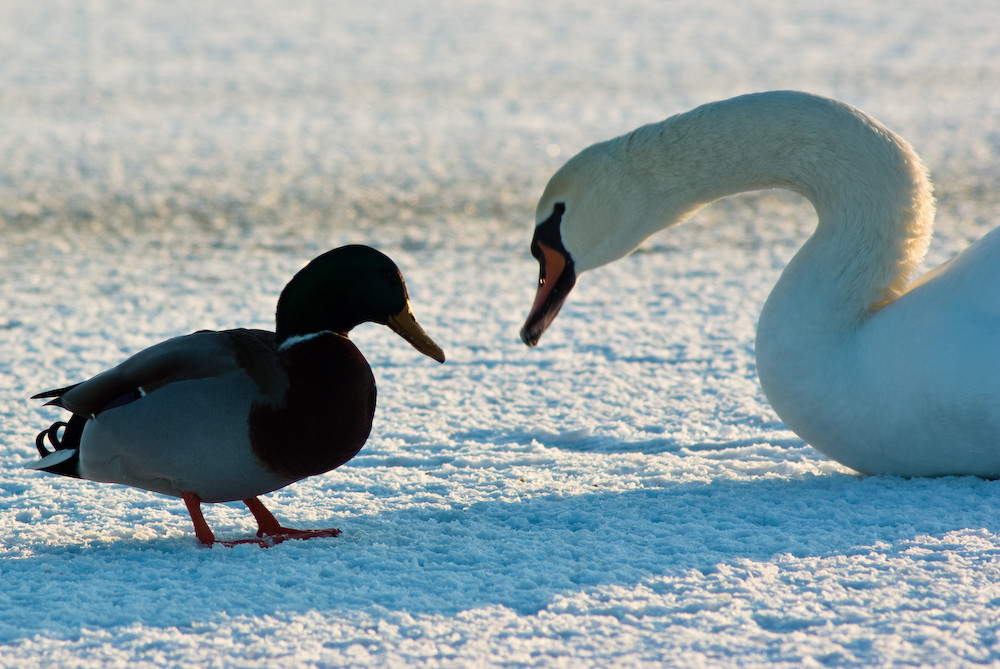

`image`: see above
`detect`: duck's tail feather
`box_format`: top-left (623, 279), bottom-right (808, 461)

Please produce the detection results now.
top-left (31, 384), bottom-right (81, 409)
top-left (29, 415), bottom-right (84, 478)
top-left (31, 383), bottom-right (81, 401)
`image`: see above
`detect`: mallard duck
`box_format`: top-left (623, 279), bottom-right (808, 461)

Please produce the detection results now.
top-left (30, 244), bottom-right (445, 546)
top-left (521, 90), bottom-right (1000, 477)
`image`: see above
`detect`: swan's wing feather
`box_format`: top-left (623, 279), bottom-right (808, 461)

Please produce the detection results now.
top-left (908, 226), bottom-right (1000, 317)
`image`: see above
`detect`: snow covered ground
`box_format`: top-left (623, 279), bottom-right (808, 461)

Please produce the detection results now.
top-left (2, 0), bottom-right (1000, 665)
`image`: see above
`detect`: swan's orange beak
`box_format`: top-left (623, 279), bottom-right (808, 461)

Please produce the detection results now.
top-left (520, 241), bottom-right (576, 346)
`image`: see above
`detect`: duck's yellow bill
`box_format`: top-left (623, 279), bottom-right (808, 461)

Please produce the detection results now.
top-left (388, 304), bottom-right (446, 363)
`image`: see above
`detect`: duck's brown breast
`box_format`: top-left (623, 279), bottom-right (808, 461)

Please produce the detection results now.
top-left (248, 332), bottom-right (376, 481)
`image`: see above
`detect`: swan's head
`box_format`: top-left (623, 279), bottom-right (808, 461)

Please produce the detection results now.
top-left (520, 138), bottom-right (674, 347)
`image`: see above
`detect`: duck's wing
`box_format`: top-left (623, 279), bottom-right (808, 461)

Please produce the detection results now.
top-left (34, 329), bottom-right (279, 416)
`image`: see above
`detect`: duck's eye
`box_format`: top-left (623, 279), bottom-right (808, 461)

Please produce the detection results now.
top-left (381, 268), bottom-right (398, 285)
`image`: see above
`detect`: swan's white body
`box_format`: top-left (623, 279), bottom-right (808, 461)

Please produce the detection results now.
top-left (524, 91), bottom-right (1000, 477)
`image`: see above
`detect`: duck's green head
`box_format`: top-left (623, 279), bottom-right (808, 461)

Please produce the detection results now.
top-left (276, 245), bottom-right (445, 362)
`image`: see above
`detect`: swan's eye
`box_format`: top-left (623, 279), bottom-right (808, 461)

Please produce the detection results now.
top-left (531, 202), bottom-right (567, 254)
top-left (548, 202), bottom-right (566, 221)
top-left (529, 202), bottom-right (571, 285)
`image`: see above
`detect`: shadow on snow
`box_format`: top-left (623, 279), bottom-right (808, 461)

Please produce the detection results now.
top-left (2, 472), bottom-right (999, 644)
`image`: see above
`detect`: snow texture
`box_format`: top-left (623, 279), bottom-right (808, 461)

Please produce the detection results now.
top-left (2, 0), bottom-right (1000, 666)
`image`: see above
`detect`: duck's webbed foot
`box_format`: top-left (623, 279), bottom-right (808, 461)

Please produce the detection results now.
top-left (243, 497), bottom-right (341, 545)
top-left (182, 493), bottom-right (340, 547)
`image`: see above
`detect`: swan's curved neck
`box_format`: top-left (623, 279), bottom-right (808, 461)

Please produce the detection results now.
top-left (624, 92), bottom-right (935, 332)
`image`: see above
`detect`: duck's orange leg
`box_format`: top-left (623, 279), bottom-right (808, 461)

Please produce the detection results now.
top-left (243, 496), bottom-right (341, 543)
top-left (182, 492), bottom-right (270, 547)
top-left (182, 491), bottom-right (217, 546)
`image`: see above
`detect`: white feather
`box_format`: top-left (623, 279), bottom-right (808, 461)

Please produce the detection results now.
top-left (539, 91), bottom-right (1000, 476)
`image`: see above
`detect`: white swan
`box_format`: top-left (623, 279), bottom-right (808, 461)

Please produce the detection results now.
top-left (520, 90), bottom-right (1000, 477)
